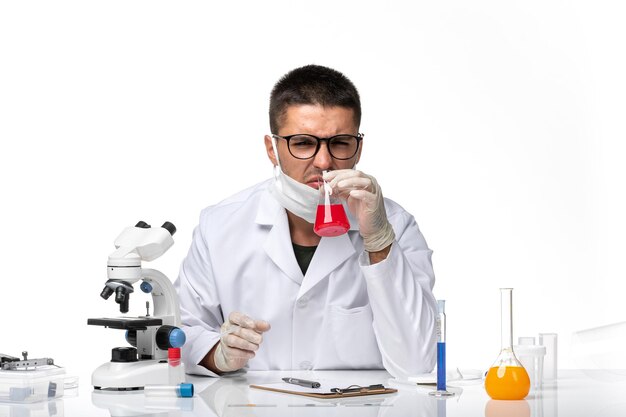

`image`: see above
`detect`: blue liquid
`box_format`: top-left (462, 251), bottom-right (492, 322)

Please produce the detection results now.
top-left (437, 342), bottom-right (446, 391)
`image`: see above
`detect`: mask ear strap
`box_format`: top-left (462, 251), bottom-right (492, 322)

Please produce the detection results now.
top-left (271, 135), bottom-right (282, 180)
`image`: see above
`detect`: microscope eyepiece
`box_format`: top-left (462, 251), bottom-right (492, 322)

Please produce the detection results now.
top-left (161, 221), bottom-right (176, 236)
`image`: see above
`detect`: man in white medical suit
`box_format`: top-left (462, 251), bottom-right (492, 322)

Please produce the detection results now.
top-left (175, 64), bottom-right (437, 378)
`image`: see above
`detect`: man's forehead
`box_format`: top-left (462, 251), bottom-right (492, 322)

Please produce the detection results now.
top-left (280, 104), bottom-right (357, 130)
top-left (283, 103), bottom-right (354, 115)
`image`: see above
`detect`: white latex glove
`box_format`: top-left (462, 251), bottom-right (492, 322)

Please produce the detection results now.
top-left (213, 311), bottom-right (271, 373)
top-left (323, 169), bottom-right (395, 252)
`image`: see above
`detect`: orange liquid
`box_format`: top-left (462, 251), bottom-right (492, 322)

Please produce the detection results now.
top-left (484, 366), bottom-right (530, 400)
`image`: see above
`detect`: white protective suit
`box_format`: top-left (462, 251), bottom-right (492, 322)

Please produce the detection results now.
top-left (175, 179), bottom-right (437, 379)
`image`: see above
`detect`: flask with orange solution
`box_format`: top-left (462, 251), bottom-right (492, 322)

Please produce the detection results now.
top-left (484, 288), bottom-right (530, 400)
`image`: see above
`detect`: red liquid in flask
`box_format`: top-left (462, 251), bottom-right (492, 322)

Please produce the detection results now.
top-left (314, 204), bottom-right (350, 237)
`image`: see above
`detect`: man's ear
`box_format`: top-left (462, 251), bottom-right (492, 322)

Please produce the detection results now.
top-left (264, 135), bottom-right (277, 166)
top-left (354, 139), bottom-right (363, 166)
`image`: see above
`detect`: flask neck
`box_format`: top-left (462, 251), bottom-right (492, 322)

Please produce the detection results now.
top-left (500, 288), bottom-right (514, 350)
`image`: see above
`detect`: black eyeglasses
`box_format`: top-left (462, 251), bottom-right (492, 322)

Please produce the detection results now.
top-left (272, 133), bottom-right (363, 160)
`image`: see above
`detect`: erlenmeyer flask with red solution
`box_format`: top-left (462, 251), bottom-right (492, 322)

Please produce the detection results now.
top-left (313, 174), bottom-right (350, 237)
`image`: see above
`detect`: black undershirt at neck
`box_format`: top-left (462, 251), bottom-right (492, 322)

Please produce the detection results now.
top-left (292, 243), bottom-right (318, 275)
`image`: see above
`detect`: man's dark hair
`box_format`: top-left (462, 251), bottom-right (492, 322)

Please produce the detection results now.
top-left (269, 65), bottom-right (361, 134)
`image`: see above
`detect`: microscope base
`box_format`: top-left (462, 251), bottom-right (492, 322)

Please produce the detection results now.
top-left (92, 360), bottom-right (185, 390)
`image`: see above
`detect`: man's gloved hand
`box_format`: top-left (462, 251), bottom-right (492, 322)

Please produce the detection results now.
top-left (323, 169), bottom-right (395, 252)
top-left (213, 311), bottom-right (271, 373)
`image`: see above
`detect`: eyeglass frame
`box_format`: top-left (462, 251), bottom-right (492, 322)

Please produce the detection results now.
top-left (271, 133), bottom-right (364, 160)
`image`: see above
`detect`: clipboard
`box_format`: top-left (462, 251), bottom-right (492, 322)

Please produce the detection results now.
top-left (250, 381), bottom-right (397, 399)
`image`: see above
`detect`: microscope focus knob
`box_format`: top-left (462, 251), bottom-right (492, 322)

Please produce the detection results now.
top-left (156, 325), bottom-right (186, 349)
top-left (111, 347), bottom-right (138, 363)
top-left (125, 330), bottom-right (137, 347)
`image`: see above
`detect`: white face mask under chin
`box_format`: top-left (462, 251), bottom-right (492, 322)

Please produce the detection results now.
top-left (267, 136), bottom-right (358, 224)
top-left (268, 136), bottom-right (319, 223)
top-left (269, 165), bottom-right (319, 224)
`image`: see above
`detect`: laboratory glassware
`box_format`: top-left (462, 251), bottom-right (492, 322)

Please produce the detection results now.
top-left (168, 348), bottom-right (184, 385)
top-left (485, 288), bottom-right (530, 400)
top-left (313, 176), bottom-right (349, 237)
top-left (539, 333), bottom-right (558, 380)
top-left (514, 343), bottom-right (546, 390)
top-left (429, 300), bottom-right (455, 397)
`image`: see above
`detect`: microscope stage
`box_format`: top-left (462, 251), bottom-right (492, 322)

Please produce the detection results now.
top-left (87, 317), bottom-right (163, 330)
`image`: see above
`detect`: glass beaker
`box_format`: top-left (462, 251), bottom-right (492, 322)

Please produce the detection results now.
top-left (484, 288), bottom-right (530, 400)
top-left (313, 176), bottom-right (350, 237)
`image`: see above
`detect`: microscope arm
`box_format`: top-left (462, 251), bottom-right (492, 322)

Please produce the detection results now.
top-left (142, 268), bottom-right (181, 326)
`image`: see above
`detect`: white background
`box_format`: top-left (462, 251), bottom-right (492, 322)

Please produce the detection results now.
top-left (1, 0), bottom-right (624, 373)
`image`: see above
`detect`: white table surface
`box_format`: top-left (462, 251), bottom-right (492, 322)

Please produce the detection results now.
top-left (3, 369), bottom-right (626, 416)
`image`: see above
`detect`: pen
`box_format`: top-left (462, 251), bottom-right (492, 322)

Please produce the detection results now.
top-left (282, 377), bottom-right (321, 388)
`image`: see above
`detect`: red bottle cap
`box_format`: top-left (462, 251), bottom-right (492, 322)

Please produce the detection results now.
top-left (168, 347), bottom-right (181, 360)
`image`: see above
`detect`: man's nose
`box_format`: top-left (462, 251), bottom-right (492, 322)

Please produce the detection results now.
top-left (313, 142), bottom-right (333, 170)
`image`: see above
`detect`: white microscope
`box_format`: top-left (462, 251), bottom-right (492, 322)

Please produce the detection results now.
top-left (88, 221), bottom-right (186, 391)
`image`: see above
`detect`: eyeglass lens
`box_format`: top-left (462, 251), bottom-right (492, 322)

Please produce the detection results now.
top-left (287, 135), bottom-right (359, 160)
